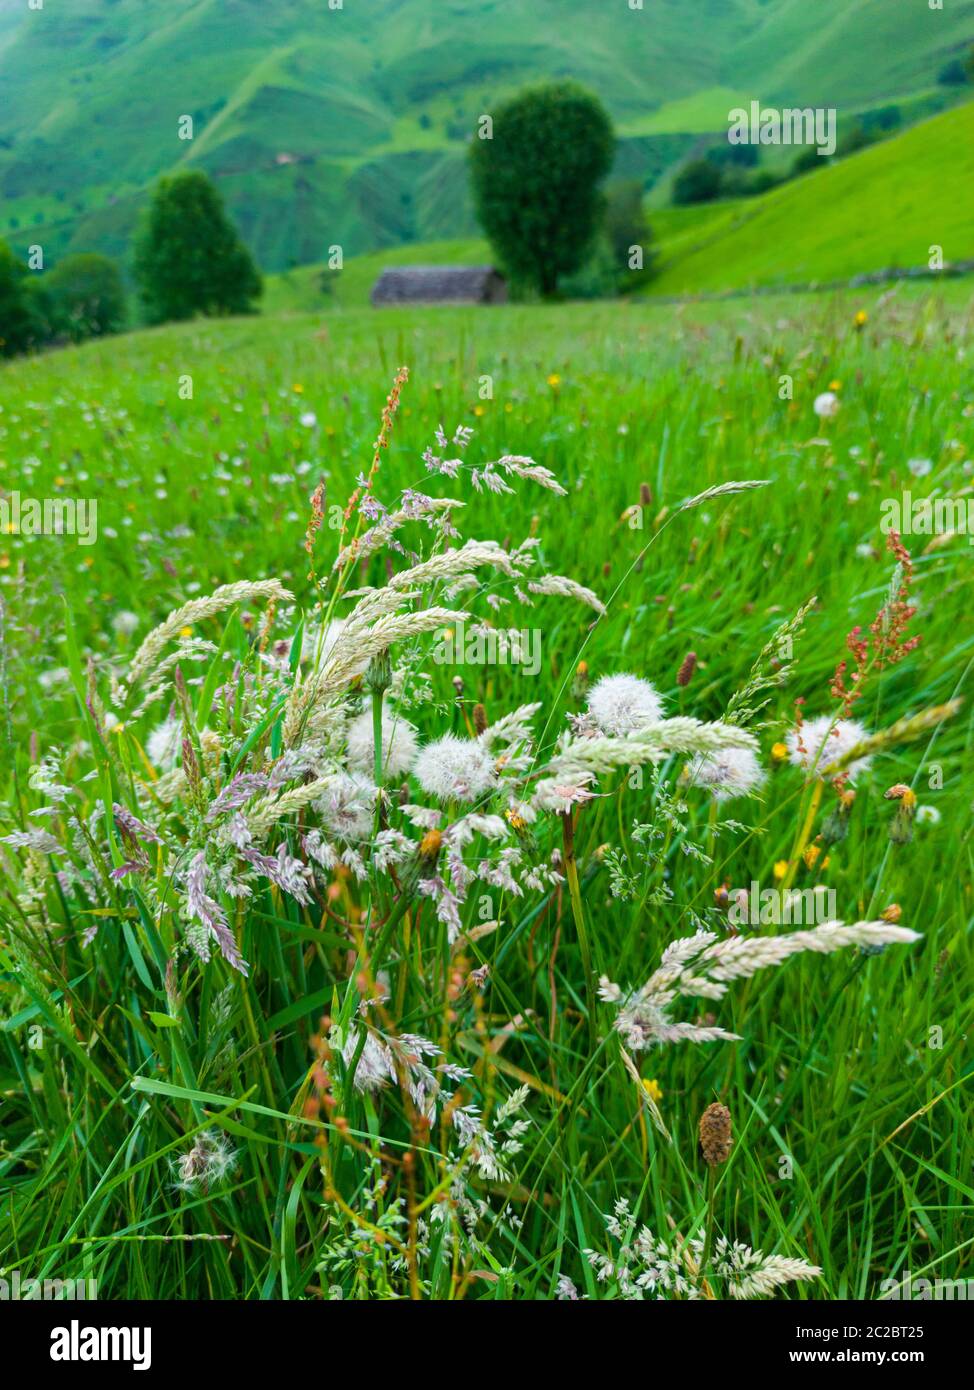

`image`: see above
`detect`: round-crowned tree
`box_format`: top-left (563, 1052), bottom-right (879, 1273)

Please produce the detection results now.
top-left (134, 170), bottom-right (261, 324)
top-left (469, 82), bottom-right (615, 298)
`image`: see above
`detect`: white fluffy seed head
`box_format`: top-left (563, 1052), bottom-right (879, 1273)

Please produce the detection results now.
top-left (414, 734), bottom-right (496, 803)
top-left (346, 704), bottom-right (419, 779)
top-left (587, 673), bottom-right (664, 736)
top-left (685, 746), bottom-right (765, 802)
top-left (147, 717), bottom-right (182, 768)
top-left (787, 715), bottom-right (872, 781)
top-left (314, 772), bottom-right (376, 841)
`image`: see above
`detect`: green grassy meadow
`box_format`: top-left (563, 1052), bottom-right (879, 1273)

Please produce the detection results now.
top-left (1, 282), bottom-right (972, 1299)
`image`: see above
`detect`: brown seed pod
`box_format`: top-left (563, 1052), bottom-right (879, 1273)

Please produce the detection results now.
top-left (698, 1102), bottom-right (733, 1167)
top-left (677, 650), bottom-right (697, 687)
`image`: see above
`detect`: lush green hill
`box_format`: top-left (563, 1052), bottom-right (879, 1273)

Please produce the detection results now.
top-left (647, 102), bottom-right (974, 295)
top-left (261, 104), bottom-right (974, 309)
top-left (2, 0), bottom-right (972, 272)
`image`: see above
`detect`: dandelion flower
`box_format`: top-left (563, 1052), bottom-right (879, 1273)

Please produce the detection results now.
top-left (346, 704), bottom-right (419, 779)
top-left (787, 714), bottom-right (872, 781)
top-left (587, 673), bottom-right (664, 736)
top-left (414, 734), bottom-right (496, 803)
top-left (685, 746), bottom-right (765, 802)
top-left (813, 391), bottom-right (840, 420)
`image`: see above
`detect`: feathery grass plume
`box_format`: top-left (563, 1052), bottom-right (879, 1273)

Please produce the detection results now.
top-left (245, 776), bottom-right (339, 839)
top-left (823, 699), bottom-right (963, 773)
top-left (332, 495), bottom-right (464, 571)
top-left (124, 580), bottom-right (291, 693)
top-left (283, 606), bottom-right (467, 746)
top-left (678, 478), bottom-right (771, 511)
top-left (497, 455), bottom-right (568, 494)
top-left (531, 720), bottom-right (756, 814)
top-left (604, 919), bottom-right (920, 1049)
top-left (527, 574), bottom-right (606, 615)
top-left (546, 718), bottom-right (756, 781)
top-left (587, 1200), bottom-right (820, 1300)
top-left (725, 595), bottom-right (817, 727)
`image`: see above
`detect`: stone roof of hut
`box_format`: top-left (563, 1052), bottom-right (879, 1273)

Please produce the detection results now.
top-left (371, 265), bottom-right (505, 305)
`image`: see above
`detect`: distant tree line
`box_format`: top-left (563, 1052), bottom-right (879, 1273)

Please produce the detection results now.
top-left (0, 169), bottom-right (261, 359)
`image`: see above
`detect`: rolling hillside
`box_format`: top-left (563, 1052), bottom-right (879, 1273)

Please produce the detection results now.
top-left (1, 0), bottom-right (972, 271)
top-left (262, 103), bottom-right (974, 307)
top-left (647, 102), bottom-right (974, 295)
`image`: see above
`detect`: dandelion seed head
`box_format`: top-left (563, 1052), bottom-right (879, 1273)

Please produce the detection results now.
top-left (315, 772), bottom-right (376, 841)
top-left (685, 746), bottom-right (765, 802)
top-left (147, 716), bottom-right (182, 769)
top-left (787, 714), bottom-right (872, 781)
top-left (414, 734), bottom-right (496, 803)
top-left (587, 673), bottom-right (664, 737)
top-left (346, 704), bottom-right (419, 778)
top-left (813, 391), bottom-right (840, 419)
top-left (111, 610), bottom-right (140, 637)
top-left (173, 1129), bottom-right (238, 1193)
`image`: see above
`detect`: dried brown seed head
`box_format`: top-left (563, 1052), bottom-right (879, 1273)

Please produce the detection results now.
top-left (699, 1102), bottom-right (733, 1167)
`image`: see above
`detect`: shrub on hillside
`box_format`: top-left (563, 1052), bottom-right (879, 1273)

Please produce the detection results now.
top-left (0, 238), bottom-right (40, 357)
top-left (38, 253), bottom-right (127, 343)
top-left (672, 158), bottom-right (723, 205)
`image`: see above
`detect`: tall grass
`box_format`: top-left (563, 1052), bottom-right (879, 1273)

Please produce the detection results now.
top-left (0, 284), bottom-right (971, 1299)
